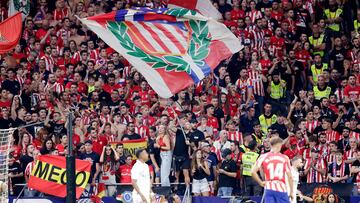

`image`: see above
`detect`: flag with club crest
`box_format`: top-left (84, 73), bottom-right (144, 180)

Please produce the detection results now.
top-left (80, 8), bottom-right (242, 98)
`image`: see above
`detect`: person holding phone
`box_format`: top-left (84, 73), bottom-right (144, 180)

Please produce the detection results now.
top-left (191, 149), bottom-right (210, 196)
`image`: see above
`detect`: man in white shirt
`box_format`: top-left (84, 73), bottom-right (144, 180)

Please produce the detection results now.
top-left (289, 156), bottom-right (313, 203)
top-left (213, 130), bottom-right (231, 152)
top-left (131, 149), bottom-right (151, 203)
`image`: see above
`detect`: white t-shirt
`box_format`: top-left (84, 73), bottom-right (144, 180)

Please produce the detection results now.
top-left (131, 160), bottom-right (151, 203)
top-left (287, 167), bottom-right (300, 203)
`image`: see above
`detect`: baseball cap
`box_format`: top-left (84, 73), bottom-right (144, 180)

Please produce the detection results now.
top-left (222, 148), bottom-right (232, 158)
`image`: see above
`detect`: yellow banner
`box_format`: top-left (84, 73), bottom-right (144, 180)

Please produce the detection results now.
top-left (110, 138), bottom-right (147, 159)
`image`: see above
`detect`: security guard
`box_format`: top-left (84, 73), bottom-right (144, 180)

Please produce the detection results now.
top-left (324, 0), bottom-right (343, 34)
top-left (313, 75), bottom-right (332, 101)
top-left (309, 24), bottom-right (326, 57)
top-left (267, 71), bottom-right (286, 114)
top-left (258, 103), bottom-right (277, 135)
top-left (308, 54), bottom-right (328, 86)
top-left (241, 140), bottom-right (261, 196)
top-left (354, 9), bottom-right (360, 33)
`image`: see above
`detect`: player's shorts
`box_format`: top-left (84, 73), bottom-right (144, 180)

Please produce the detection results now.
top-left (262, 189), bottom-right (290, 203)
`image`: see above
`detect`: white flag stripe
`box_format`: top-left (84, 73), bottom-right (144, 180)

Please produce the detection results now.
top-left (195, 0), bottom-right (222, 20)
top-left (159, 23), bottom-right (189, 49)
top-left (143, 23), bottom-right (185, 55)
top-left (131, 22), bottom-right (166, 53)
top-left (80, 18), bottom-right (173, 98)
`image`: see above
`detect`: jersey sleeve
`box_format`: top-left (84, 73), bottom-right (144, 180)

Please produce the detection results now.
top-left (131, 164), bottom-right (139, 180)
top-left (254, 154), bottom-right (265, 170)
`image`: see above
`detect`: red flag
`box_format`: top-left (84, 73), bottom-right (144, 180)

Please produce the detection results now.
top-left (91, 183), bottom-right (106, 203)
top-left (28, 155), bottom-right (91, 199)
top-left (0, 12), bottom-right (22, 54)
top-left (168, 0), bottom-right (222, 20)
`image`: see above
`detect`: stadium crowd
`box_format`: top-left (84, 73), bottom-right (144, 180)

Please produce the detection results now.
top-left (1, 0), bottom-right (360, 201)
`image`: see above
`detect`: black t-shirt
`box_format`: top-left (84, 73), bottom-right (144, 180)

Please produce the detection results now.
top-left (147, 138), bottom-right (161, 166)
top-left (193, 165), bottom-right (208, 180)
top-left (292, 60), bottom-right (305, 91)
top-left (218, 159), bottom-right (237, 188)
top-left (329, 48), bottom-right (346, 74)
top-left (80, 152), bottom-right (100, 182)
top-left (122, 133), bottom-right (141, 141)
top-left (189, 129), bottom-right (205, 148)
top-left (2, 79), bottom-right (20, 95)
top-left (19, 155), bottom-right (33, 173)
top-left (270, 123), bottom-right (288, 139)
top-left (47, 122), bottom-right (67, 137)
top-left (12, 118), bottom-right (26, 128)
top-left (173, 129), bottom-right (190, 158)
top-left (0, 118), bottom-right (13, 129)
top-left (214, 108), bottom-right (225, 130)
top-left (8, 162), bottom-right (24, 186)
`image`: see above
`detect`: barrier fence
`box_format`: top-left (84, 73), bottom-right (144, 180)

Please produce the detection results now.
top-left (11, 183), bottom-right (360, 203)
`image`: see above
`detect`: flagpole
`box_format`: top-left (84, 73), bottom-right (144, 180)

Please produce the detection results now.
top-left (66, 112), bottom-right (76, 203)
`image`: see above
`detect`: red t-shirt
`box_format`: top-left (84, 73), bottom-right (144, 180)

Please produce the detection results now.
top-left (118, 164), bottom-right (133, 183)
top-left (344, 85), bottom-right (360, 100)
top-left (231, 9), bottom-right (245, 20)
top-left (0, 100), bottom-right (11, 108)
top-left (91, 136), bottom-right (108, 155)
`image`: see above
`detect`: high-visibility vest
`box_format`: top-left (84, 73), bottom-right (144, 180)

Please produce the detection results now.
top-left (324, 8), bottom-right (342, 32)
top-left (242, 151), bottom-right (259, 176)
top-left (354, 20), bottom-right (360, 31)
top-left (270, 80), bottom-right (286, 99)
top-left (259, 114), bottom-right (277, 134)
top-left (309, 34), bottom-right (325, 57)
top-left (310, 63), bottom-right (328, 84)
top-left (313, 85), bottom-right (332, 100)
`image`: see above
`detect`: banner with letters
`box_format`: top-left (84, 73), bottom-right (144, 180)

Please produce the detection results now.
top-left (110, 138), bottom-right (147, 160)
top-left (28, 155), bottom-right (91, 199)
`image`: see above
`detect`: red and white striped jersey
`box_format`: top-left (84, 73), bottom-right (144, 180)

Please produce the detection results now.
top-left (247, 69), bottom-right (265, 96)
top-left (16, 76), bottom-right (24, 88)
top-left (255, 152), bottom-right (291, 193)
top-left (235, 78), bottom-right (254, 102)
top-left (249, 29), bottom-right (264, 51)
top-left (246, 10), bottom-right (262, 23)
top-left (211, 146), bottom-right (222, 162)
top-left (304, 158), bottom-right (326, 183)
top-left (344, 149), bottom-right (357, 163)
top-left (350, 131), bottom-right (360, 140)
top-left (305, 120), bottom-right (319, 133)
top-left (325, 130), bottom-right (341, 142)
top-left (40, 55), bottom-right (54, 73)
top-left (227, 131), bottom-right (243, 145)
top-left (72, 51), bottom-right (81, 64)
top-left (44, 82), bottom-right (64, 94)
top-left (135, 125), bottom-right (149, 138)
top-left (121, 115), bottom-right (134, 125)
top-left (90, 49), bottom-right (99, 61)
top-left (326, 153), bottom-right (337, 164)
top-left (56, 28), bottom-right (70, 44)
top-left (53, 8), bottom-right (69, 21)
top-left (123, 66), bottom-right (133, 79)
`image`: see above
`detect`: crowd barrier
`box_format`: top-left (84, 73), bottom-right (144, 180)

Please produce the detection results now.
top-left (9, 183), bottom-right (360, 203)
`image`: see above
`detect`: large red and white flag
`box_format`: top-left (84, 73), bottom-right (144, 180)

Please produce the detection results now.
top-left (168, 0), bottom-right (222, 20)
top-left (80, 8), bottom-right (241, 98)
top-left (0, 12), bottom-right (22, 54)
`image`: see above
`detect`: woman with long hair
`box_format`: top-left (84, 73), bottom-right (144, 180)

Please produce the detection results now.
top-left (99, 144), bottom-right (119, 197)
top-left (33, 128), bottom-right (48, 149)
top-left (326, 193), bottom-right (338, 203)
top-left (19, 132), bottom-right (33, 155)
top-left (191, 149), bottom-right (210, 196)
top-left (154, 124), bottom-right (172, 187)
top-left (39, 138), bottom-right (55, 155)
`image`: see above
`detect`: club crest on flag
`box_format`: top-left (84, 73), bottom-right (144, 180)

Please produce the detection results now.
top-left (107, 9), bottom-right (211, 81)
top-left (81, 8), bottom-right (242, 98)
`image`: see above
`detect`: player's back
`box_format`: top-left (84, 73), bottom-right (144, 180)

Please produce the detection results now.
top-left (258, 152), bottom-right (291, 192)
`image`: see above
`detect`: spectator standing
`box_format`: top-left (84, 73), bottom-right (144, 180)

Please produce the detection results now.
top-left (217, 148), bottom-right (237, 197)
top-left (80, 140), bottom-right (100, 195)
top-left (154, 124), bottom-right (172, 187)
top-left (99, 145), bottom-right (119, 197)
top-left (191, 149), bottom-right (210, 196)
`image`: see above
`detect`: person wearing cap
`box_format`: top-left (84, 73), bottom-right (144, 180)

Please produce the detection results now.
top-left (217, 148), bottom-right (237, 197)
top-left (79, 140), bottom-right (100, 195)
top-left (241, 140), bottom-right (261, 196)
top-left (303, 148), bottom-right (327, 183)
top-left (283, 136), bottom-right (300, 159)
top-left (201, 141), bottom-right (218, 195)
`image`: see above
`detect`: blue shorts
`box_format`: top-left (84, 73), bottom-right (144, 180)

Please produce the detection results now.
top-left (262, 189), bottom-right (290, 203)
